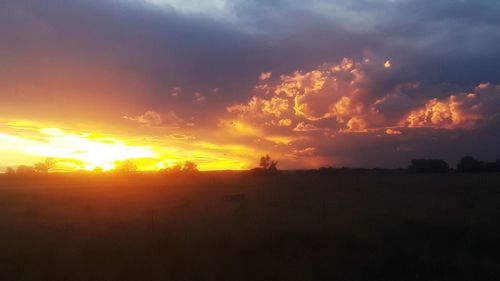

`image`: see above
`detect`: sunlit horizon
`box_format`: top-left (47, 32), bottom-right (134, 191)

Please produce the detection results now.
top-left (0, 120), bottom-right (251, 172)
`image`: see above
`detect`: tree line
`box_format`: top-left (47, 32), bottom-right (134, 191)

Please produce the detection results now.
top-left (310, 156), bottom-right (500, 174)
top-left (2, 158), bottom-right (200, 175)
top-left (3, 155), bottom-right (500, 175)
top-left (408, 157), bottom-right (500, 173)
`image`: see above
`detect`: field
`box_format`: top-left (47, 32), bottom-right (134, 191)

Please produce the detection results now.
top-left (1, 172), bottom-right (500, 281)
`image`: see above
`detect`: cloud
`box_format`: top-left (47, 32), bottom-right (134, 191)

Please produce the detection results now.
top-left (385, 128), bottom-right (403, 135)
top-left (171, 86), bottom-right (182, 97)
top-left (259, 72), bottom-right (272, 81)
top-left (293, 122), bottom-right (322, 132)
top-left (227, 96), bottom-right (289, 118)
top-left (399, 83), bottom-right (500, 129)
top-left (218, 120), bottom-right (262, 138)
top-left (401, 97), bottom-right (471, 129)
top-left (169, 133), bottom-right (195, 140)
top-left (143, 0), bottom-right (231, 18)
top-left (124, 111), bottom-right (163, 126)
top-left (277, 118), bottom-right (292, 127)
top-left (340, 117), bottom-right (369, 133)
top-left (223, 54), bottom-right (500, 167)
top-left (228, 57), bottom-right (391, 133)
top-left (124, 111), bottom-right (186, 128)
top-left (193, 92), bottom-right (207, 103)
top-left (291, 147), bottom-right (317, 157)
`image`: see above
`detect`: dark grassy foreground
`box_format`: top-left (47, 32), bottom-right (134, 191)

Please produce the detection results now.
top-left (1, 172), bottom-right (500, 281)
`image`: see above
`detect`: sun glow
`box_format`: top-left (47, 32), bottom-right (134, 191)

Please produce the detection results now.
top-left (1, 127), bottom-right (156, 171)
top-left (0, 120), bottom-right (251, 172)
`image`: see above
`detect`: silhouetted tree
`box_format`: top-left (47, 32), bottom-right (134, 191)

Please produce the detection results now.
top-left (457, 156), bottom-right (500, 172)
top-left (161, 163), bottom-right (182, 174)
top-left (161, 161), bottom-right (198, 175)
top-left (182, 161), bottom-right (198, 173)
top-left (33, 158), bottom-right (56, 173)
top-left (114, 160), bottom-right (137, 173)
top-left (260, 155), bottom-right (278, 171)
top-left (252, 155), bottom-right (279, 175)
top-left (408, 159), bottom-right (449, 173)
top-left (457, 156), bottom-right (479, 172)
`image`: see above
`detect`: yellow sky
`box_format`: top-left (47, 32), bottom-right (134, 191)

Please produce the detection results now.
top-left (0, 119), bottom-right (253, 171)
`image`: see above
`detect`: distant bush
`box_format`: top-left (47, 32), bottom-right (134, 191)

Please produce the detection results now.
top-left (5, 167), bottom-right (15, 175)
top-left (371, 168), bottom-right (406, 174)
top-left (161, 164), bottom-right (182, 174)
top-left (457, 156), bottom-right (500, 172)
top-left (313, 167), bottom-right (370, 174)
top-left (16, 165), bottom-right (35, 175)
top-left (114, 160), bottom-right (138, 173)
top-left (408, 159), bottom-right (449, 173)
top-left (161, 161), bottom-right (199, 175)
top-left (182, 161), bottom-right (198, 173)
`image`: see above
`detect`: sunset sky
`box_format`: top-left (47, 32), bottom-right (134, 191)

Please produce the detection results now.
top-left (1, 0), bottom-right (500, 171)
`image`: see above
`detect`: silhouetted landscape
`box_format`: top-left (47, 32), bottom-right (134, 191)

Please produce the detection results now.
top-left (1, 156), bottom-right (500, 280)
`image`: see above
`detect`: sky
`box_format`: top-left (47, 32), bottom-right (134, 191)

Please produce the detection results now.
top-left (1, 0), bottom-right (500, 171)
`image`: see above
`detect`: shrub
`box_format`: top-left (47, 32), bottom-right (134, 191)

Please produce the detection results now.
top-left (182, 161), bottom-right (198, 173)
top-left (17, 165), bottom-right (35, 175)
top-left (408, 159), bottom-right (449, 173)
top-left (457, 156), bottom-right (500, 172)
top-left (114, 160), bottom-right (137, 173)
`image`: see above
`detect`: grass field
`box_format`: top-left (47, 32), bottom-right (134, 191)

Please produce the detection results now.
top-left (1, 172), bottom-right (500, 281)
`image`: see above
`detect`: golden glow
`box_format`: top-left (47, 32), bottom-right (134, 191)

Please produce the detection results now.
top-left (0, 120), bottom-right (252, 171)
top-left (1, 127), bottom-right (156, 171)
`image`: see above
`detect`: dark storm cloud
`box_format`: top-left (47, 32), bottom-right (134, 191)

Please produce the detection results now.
top-left (3, 0), bottom-right (499, 101)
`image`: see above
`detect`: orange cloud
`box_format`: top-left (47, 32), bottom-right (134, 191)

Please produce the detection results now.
top-left (227, 96), bottom-right (289, 118)
top-left (400, 95), bottom-right (480, 129)
top-left (331, 58), bottom-right (355, 72)
top-left (385, 128), bottom-right (403, 135)
top-left (124, 111), bottom-right (163, 126)
top-left (124, 111), bottom-right (186, 128)
top-left (293, 122), bottom-right (322, 132)
top-left (291, 147), bottom-right (317, 157)
top-left (384, 60), bottom-right (391, 68)
top-left (227, 57), bottom-right (391, 137)
top-left (340, 117), bottom-right (369, 133)
top-left (275, 70), bottom-right (326, 97)
top-left (259, 71), bottom-right (272, 81)
top-left (222, 59), bottom-right (500, 169)
top-left (277, 118), bottom-right (292, 127)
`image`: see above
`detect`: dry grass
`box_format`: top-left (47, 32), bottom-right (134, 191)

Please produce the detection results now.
top-left (0, 172), bottom-right (499, 280)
